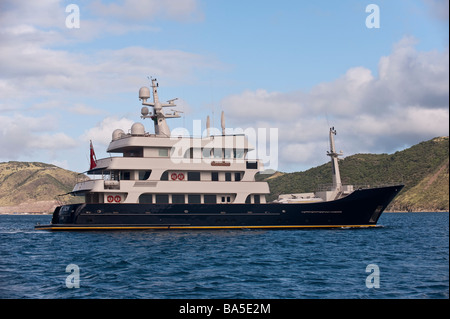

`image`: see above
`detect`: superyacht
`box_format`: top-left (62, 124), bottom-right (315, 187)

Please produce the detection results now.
top-left (36, 79), bottom-right (403, 230)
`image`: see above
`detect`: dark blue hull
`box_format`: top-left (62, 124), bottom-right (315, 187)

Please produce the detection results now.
top-left (35, 185), bottom-right (403, 230)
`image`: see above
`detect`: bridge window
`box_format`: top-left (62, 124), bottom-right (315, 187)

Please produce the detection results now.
top-left (139, 170), bottom-right (152, 180)
top-left (188, 172), bottom-right (201, 181)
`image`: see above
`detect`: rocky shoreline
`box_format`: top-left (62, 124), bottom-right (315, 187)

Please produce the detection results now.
top-left (0, 200), bottom-right (58, 214)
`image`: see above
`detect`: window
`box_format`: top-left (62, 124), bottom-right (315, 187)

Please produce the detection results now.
top-left (139, 194), bottom-right (153, 204)
top-left (184, 148), bottom-right (193, 159)
top-left (204, 195), bottom-right (216, 204)
top-left (254, 195), bottom-right (260, 204)
top-left (155, 194), bottom-right (169, 204)
top-left (202, 148), bottom-right (212, 158)
top-left (124, 147), bottom-right (143, 157)
top-left (160, 171), bottom-right (168, 180)
top-left (172, 194), bottom-right (185, 204)
top-left (235, 172), bottom-right (241, 181)
top-left (158, 148), bottom-right (169, 157)
top-left (220, 196), bottom-right (231, 203)
top-left (188, 194), bottom-right (201, 204)
top-left (121, 171), bottom-right (131, 180)
top-left (213, 148), bottom-right (222, 158)
top-left (225, 172), bottom-right (231, 181)
top-left (246, 161), bottom-right (258, 169)
top-left (224, 149), bottom-right (232, 159)
top-left (245, 195), bottom-right (251, 204)
top-left (139, 170), bottom-right (152, 180)
top-left (188, 172), bottom-right (201, 181)
top-left (234, 149), bottom-right (245, 158)
top-left (211, 172), bottom-right (219, 181)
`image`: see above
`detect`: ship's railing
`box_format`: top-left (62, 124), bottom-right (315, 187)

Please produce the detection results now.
top-left (76, 171), bottom-right (118, 182)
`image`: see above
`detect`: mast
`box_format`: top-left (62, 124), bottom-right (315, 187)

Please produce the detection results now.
top-left (326, 127), bottom-right (343, 190)
top-left (139, 78), bottom-right (180, 137)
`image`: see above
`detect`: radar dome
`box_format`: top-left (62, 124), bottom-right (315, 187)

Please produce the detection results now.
top-left (131, 122), bottom-right (145, 136)
top-left (112, 129), bottom-right (125, 141)
top-left (139, 86), bottom-right (150, 101)
top-left (141, 106), bottom-right (149, 116)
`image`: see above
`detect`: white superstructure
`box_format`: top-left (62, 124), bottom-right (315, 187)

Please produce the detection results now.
top-left (73, 79), bottom-right (270, 205)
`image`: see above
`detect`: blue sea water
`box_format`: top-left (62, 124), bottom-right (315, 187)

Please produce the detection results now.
top-left (0, 213), bottom-right (448, 299)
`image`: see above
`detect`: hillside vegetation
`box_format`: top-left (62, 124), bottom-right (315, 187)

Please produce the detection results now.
top-left (262, 136), bottom-right (449, 211)
top-left (0, 162), bottom-right (85, 213)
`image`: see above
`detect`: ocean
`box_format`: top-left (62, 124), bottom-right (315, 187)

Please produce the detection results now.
top-left (0, 212), bottom-right (448, 301)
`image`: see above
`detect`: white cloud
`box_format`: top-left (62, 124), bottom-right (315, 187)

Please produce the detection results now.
top-left (90, 0), bottom-right (203, 22)
top-left (0, 114), bottom-right (78, 160)
top-left (423, 0), bottom-right (449, 22)
top-left (0, 0), bottom-right (215, 170)
top-left (222, 37), bottom-right (449, 171)
top-left (81, 117), bottom-right (136, 147)
top-left (0, 0), bottom-right (213, 100)
top-left (222, 89), bottom-right (308, 121)
top-left (0, 1), bottom-right (65, 30)
top-left (68, 104), bottom-right (103, 115)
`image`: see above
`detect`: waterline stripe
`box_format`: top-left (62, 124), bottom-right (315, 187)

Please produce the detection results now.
top-left (35, 224), bottom-right (378, 230)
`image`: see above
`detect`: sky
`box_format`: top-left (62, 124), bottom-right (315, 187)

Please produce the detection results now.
top-left (0, 0), bottom-right (448, 173)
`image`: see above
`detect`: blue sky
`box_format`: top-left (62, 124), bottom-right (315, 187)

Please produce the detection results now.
top-left (0, 0), bottom-right (448, 173)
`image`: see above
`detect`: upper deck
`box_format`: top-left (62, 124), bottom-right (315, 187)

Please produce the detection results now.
top-left (107, 132), bottom-right (255, 155)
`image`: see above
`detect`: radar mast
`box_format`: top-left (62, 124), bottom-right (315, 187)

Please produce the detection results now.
top-left (327, 127), bottom-right (343, 191)
top-left (139, 78), bottom-right (180, 137)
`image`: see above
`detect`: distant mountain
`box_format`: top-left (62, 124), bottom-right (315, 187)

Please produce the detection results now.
top-left (261, 136), bottom-right (449, 212)
top-left (0, 161), bottom-right (85, 213)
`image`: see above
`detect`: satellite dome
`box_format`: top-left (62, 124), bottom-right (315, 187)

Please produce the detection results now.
top-left (131, 122), bottom-right (145, 136)
top-left (112, 129), bottom-right (125, 141)
top-left (141, 106), bottom-right (149, 116)
top-left (139, 87), bottom-right (150, 101)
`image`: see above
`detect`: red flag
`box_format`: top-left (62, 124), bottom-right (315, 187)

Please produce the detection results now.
top-left (90, 140), bottom-right (97, 170)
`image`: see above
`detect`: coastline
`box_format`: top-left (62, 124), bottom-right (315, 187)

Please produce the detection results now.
top-left (385, 210), bottom-right (449, 213)
top-left (0, 200), bottom-right (58, 215)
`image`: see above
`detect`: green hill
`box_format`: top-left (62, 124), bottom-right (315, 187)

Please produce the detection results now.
top-left (262, 136), bottom-right (449, 211)
top-left (0, 161), bottom-right (85, 213)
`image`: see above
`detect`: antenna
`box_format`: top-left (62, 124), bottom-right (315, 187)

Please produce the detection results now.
top-left (206, 115), bottom-right (210, 137)
top-left (139, 78), bottom-right (179, 137)
top-left (221, 111), bottom-right (225, 135)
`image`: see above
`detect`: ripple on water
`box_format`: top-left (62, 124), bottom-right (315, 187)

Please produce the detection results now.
top-left (0, 213), bottom-right (448, 299)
